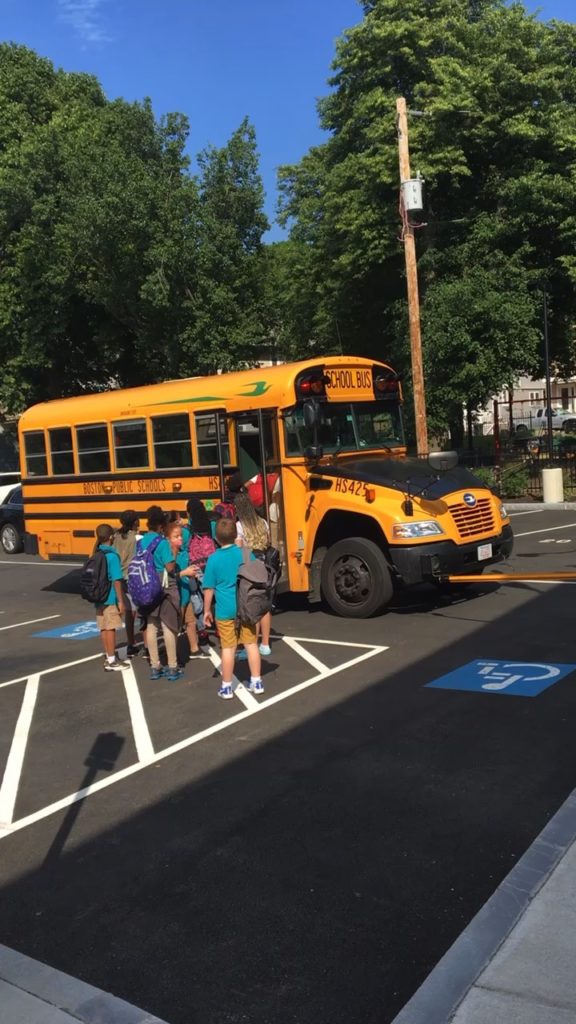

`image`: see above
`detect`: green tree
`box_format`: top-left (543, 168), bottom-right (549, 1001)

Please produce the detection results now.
top-left (0, 46), bottom-right (269, 414)
top-left (179, 118), bottom-right (269, 374)
top-left (278, 0), bottom-right (576, 442)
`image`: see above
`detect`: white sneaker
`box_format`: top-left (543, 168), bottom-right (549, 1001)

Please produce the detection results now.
top-left (104, 656), bottom-right (130, 672)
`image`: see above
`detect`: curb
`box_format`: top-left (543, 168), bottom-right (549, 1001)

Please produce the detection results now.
top-left (0, 943), bottom-right (169, 1024)
top-left (390, 789), bottom-right (576, 1024)
top-left (507, 502), bottom-right (576, 511)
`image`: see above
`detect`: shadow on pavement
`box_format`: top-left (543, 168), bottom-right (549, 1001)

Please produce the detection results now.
top-left (41, 568), bottom-right (82, 595)
top-left (0, 584), bottom-right (575, 1024)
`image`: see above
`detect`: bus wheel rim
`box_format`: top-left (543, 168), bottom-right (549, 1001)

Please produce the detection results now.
top-left (333, 554), bottom-right (371, 604)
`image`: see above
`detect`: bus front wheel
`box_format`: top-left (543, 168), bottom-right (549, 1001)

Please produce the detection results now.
top-left (321, 537), bottom-right (393, 618)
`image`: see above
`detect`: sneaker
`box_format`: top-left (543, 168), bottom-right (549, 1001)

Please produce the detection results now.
top-left (126, 645), bottom-right (139, 658)
top-left (259, 644), bottom-right (272, 657)
top-left (189, 649), bottom-right (210, 660)
top-left (104, 656), bottom-right (130, 672)
top-left (150, 666), bottom-right (163, 681)
top-left (218, 684), bottom-right (234, 700)
top-left (248, 679), bottom-right (265, 695)
top-left (165, 668), bottom-right (184, 682)
top-left (236, 649), bottom-right (248, 661)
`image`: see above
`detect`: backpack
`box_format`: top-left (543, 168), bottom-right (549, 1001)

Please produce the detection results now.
top-left (214, 502), bottom-right (236, 520)
top-left (236, 547), bottom-right (273, 628)
top-left (189, 532), bottom-right (216, 570)
top-left (127, 535), bottom-right (163, 609)
top-left (80, 550), bottom-right (110, 604)
top-left (262, 545), bottom-right (281, 594)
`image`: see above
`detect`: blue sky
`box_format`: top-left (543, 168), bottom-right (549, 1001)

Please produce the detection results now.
top-left (1, 0), bottom-right (573, 239)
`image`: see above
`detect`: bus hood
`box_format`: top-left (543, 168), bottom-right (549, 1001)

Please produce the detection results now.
top-left (312, 455), bottom-right (488, 501)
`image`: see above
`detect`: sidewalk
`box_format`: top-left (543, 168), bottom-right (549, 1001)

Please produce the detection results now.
top-left (392, 788), bottom-right (576, 1024)
top-left (0, 943), bottom-right (168, 1024)
top-left (451, 837), bottom-right (576, 1022)
top-left (4, 799), bottom-right (576, 1024)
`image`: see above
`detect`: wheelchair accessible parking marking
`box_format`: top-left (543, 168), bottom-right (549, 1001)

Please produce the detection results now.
top-left (426, 660), bottom-right (576, 698)
top-left (33, 620), bottom-right (104, 640)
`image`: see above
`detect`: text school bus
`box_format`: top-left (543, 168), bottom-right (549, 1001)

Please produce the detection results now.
top-left (18, 356), bottom-right (513, 617)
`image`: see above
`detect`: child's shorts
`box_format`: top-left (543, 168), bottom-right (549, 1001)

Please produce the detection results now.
top-left (217, 619), bottom-right (257, 649)
top-left (96, 604), bottom-right (123, 631)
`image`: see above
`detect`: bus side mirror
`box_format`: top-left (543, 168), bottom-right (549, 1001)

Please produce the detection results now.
top-left (303, 400), bottom-right (319, 429)
top-left (428, 450), bottom-right (458, 473)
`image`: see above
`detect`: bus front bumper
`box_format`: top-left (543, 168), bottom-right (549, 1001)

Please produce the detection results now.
top-left (389, 524), bottom-right (514, 585)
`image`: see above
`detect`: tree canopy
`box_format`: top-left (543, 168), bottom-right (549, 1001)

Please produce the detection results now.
top-left (278, 0), bottom-right (576, 440)
top-left (0, 45), bottom-right (268, 415)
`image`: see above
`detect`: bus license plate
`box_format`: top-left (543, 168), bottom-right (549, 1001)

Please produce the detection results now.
top-left (477, 543), bottom-right (493, 561)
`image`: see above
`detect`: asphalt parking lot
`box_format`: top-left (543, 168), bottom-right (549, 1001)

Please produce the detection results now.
top-left (1, 507), bottom-right (576, 1024)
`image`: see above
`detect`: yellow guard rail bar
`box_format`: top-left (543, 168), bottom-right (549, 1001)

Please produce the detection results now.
top-left (445, 572), bottom-right (576, 584)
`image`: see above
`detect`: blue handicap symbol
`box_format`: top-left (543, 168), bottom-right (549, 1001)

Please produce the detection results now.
top-left (33, 620), bottom-right (104, 640)
top-left (426, 659), bottom-right (576, 698)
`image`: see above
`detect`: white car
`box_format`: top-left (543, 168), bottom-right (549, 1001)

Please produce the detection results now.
top-left (0, 472), bottom-right (20, 505)
top-left (515, 408), bottom-right (574, 433)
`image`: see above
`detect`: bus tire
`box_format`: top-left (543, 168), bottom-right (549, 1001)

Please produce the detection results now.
top-left (321, 537), bottom-right (393, 618)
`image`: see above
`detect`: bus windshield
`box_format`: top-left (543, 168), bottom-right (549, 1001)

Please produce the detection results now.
top-left (284, 401), bottom-right (405, 456)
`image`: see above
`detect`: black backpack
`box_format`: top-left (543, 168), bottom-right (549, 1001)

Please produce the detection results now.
top-left (262, 545), bottom-right (281, 594)
top-left (80, 550), bottom-right (110, 604)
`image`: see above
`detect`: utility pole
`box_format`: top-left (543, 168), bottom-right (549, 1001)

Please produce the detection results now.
top-left (543, 288), bottom-right (554, 460)
top-left (396, 96), bottom-right (428, 457)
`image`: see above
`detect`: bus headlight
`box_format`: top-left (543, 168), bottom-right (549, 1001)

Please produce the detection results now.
top-left (499, 504), bottom-right (508, 519)
top-left (392, 521), bottom-right (445, 539)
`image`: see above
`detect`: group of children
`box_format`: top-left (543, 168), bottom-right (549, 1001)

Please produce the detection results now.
top-left (92, 494), bottom-right (273, 699)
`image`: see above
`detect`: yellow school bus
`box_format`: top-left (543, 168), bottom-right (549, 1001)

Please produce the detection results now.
top-left (18, 356), bottom-right (513, 617)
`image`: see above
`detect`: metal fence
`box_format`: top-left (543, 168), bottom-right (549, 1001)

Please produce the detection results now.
top-left (461, 449), bottom-right (576, 500)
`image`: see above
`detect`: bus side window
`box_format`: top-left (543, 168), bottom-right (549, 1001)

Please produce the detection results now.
top-left (49, 427), bottom-right (74, 475)
top-left (152, 414), bottom-right (193, 469)
top-left (76, 424), bottom-right (111, 473)
top-left (195, 413), bottom-right (231, 466)
top-left (113, 419), bottom-right (150, 470)
top-left (23, 431), bottom-right (48, 476)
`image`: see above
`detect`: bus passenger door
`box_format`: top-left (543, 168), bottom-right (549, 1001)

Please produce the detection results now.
top-left (232, 412), bottom-right (286, 575)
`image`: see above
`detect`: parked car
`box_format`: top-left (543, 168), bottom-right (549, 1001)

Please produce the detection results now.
top-left (0, 485), bottom-right (24, 553)
top-left (515, 408), bottom-right (575, 433)
top-left (0, 471), bottom-right (20, 504)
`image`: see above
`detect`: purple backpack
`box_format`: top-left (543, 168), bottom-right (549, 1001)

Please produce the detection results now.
top-left (127, 535), bottom-right (163, 609)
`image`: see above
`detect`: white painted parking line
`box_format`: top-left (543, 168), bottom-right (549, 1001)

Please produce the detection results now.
top-left (0, 637), bottom-right (388, 840)
top-left (515, 523), bottom-right (576, 538)
top-left (232, 683), bottom-right (259, 710)
top-left (206, 647), bottom-right (259, 709)
top-left (0, 674), bottom-right (39, 827)
top-left (283, 637), bottom-right (329, 675)
top-left (0, 560), bottom-right (83, 567)
top-left (122, 664), bottom-right (154, 764)
top-left (0, 652), bottom-right (104, 690)
top-left (0, 615), bottom-right (61, 633)
top-left (509, 510), bottom-right (547, 516)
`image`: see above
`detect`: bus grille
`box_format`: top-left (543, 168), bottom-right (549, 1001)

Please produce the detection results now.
top-left (448, 498), bottom-right (495, 538)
